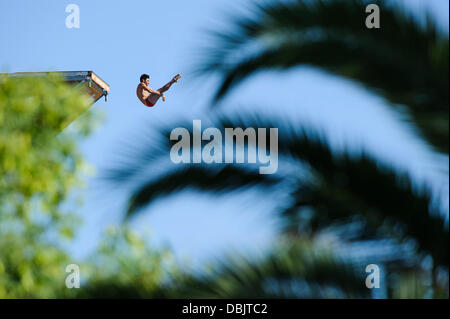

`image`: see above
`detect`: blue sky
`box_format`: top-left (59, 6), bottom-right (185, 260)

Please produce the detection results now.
top-left (1, 0), bottom-right (448, 266)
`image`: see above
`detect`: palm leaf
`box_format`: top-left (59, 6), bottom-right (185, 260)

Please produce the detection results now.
top-left (110, 113), bottom-right (448, 268)
top-left (199, 0), bottom-right (449, 153)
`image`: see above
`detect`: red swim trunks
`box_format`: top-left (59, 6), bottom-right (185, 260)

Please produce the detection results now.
top-left (145, 98), bottom-right (155, 107)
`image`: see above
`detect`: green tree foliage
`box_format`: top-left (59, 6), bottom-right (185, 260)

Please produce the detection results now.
top-left (162, 239), bottom-right (370, 298)
top-left (0, 74), bottom-right (94, 226)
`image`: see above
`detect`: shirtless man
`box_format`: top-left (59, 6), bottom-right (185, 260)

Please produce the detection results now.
top-left (136, 73), bottom-right (181, 107)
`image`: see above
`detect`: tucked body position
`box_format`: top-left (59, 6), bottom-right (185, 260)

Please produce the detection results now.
top-left (136, 73), bottom-right (181, 107)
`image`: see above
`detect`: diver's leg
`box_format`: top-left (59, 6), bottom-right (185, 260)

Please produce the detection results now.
top-left (148, 74), bottom-right (182, 105)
